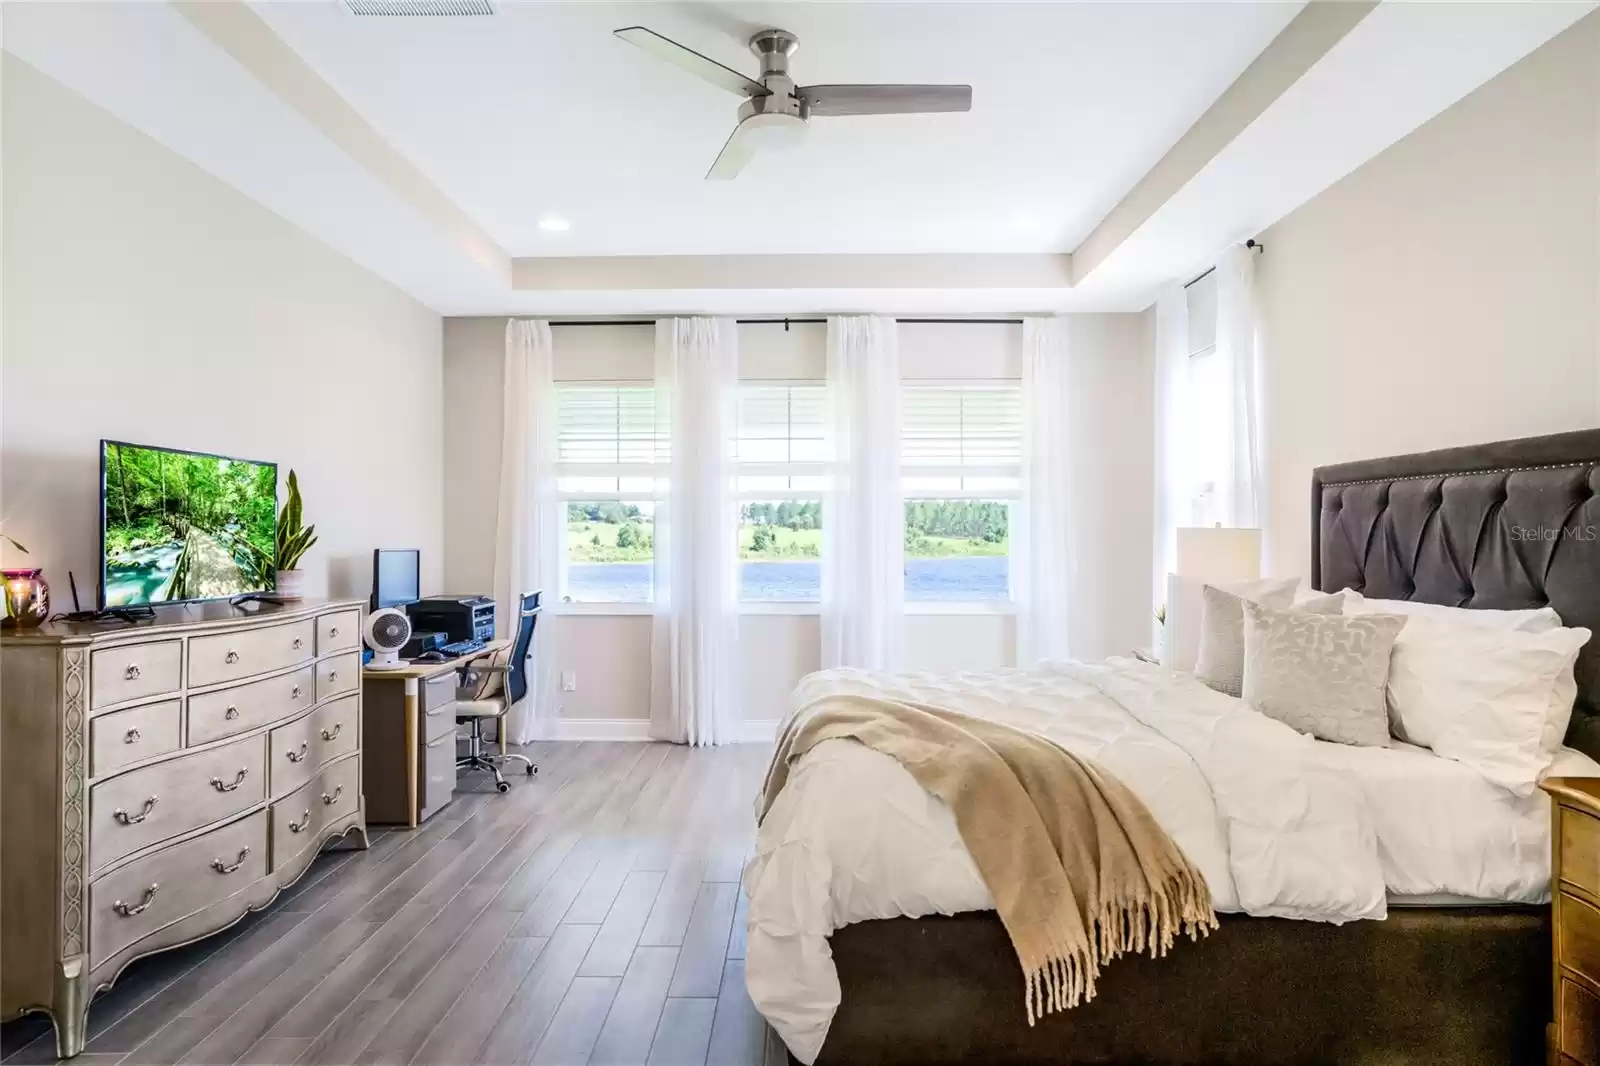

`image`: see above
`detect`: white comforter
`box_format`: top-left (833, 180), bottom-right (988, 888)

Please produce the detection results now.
top-left (744, 659), bottom-right (1592, 1064)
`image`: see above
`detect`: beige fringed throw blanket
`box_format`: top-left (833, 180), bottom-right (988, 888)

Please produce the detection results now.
top-left (757, 693), bottom-right (1218, 1026)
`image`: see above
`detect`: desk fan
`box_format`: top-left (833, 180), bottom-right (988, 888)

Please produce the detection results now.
top-left (364, 608), bottom-right (411, 670)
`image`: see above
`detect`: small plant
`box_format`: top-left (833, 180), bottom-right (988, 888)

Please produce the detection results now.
top-left (1155, 603), bottom-right (1166, 626)
top-left (275, 470), bottom-right (318, 571)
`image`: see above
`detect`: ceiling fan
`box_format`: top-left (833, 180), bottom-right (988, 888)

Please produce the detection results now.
top-left (614, 26), bottom-right (972, 180)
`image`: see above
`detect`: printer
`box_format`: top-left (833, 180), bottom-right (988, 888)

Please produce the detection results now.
top-left (406, 595), bottom-right (496, 643)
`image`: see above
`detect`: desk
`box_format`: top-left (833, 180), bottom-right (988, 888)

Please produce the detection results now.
top-left (362, 640), bottom-right (508, 827)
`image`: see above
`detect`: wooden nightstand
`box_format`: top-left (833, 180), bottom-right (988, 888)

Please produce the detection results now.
top-left (1543, 778), bottom-right (1600, 1065)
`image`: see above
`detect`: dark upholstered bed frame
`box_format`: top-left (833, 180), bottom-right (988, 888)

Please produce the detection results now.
top-left (810, 429), bottom-right (1600, 1066)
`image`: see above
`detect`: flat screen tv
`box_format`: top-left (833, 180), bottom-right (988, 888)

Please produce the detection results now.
top-left (100, 440), bottom-right (278, 608)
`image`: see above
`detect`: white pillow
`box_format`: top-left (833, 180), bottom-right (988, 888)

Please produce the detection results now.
top-left (1163, 575), bottom-right (1299, 672)
top-left (1343, 589), bottom-right (1561, 633)
top-left (1196, 585), bottom-right (1343, 697)
top-left (1385, 615), bottom-right (1591, 796)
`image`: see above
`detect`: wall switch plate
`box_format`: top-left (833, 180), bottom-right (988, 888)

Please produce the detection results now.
top-left (561, 671), bottom-right (577, 692)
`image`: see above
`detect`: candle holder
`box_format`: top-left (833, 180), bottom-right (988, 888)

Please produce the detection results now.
top-left (2, 568), bottom-right (50, 628)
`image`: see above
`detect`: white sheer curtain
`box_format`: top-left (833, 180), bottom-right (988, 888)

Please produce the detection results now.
top-left (1153, 286), bottom-right (1189, 641)
top-left (649, 317), bottom-right (740, 746)
top-left (821, 316), bottom-right (903, 671)
top-left (1216, 243), bottom-right (1263, 528)
top-left (493, 319), bottom-right (562, 744)
top-left (1016, 316), bottom-right (1075, 665)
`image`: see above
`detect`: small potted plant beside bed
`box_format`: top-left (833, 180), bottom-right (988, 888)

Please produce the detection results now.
top-left (274, 470), bottom-right (318, 601)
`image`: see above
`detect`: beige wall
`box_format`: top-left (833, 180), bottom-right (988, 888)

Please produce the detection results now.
top-left (441, 312), bottom-right (1151, 728)
top-left (1255, 13), bottom-right (1600, 578)
top-left (2, 57), bottom-right (444, 600)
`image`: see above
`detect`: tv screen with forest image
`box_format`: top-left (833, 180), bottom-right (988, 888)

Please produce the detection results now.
top-left (101, 441), bottom-right (277, 607)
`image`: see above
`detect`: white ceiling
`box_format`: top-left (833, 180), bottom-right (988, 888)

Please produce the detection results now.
top-left (6, 1), bottom-right (1593, 314)
top-left (250, 1), bottom-right (1300, 257)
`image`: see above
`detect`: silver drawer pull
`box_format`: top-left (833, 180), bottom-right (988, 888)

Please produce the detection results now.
top-left (225, 649), bottom-right (240, 665)
top-left (113, 797), bottom-right (158, 825)
top-left (320, 723), bottom-right (342, 742)
top-left (210, 768), bottom-right (248, 792)
top-left (321, 785), bottom-right (343, 806)
top-left (123, 728), bottom-right (141, 745)
top-left (112, 884), bottom-right (159, 917)
top-left (327, 669), bottom-right (339, 684)
top-left (425, 706), bottom-right (447, 717)
top-left (288, 809), bottom-right (312, 834)
top-left (211, 847), bottom-right (251, 875)
top-left (124, 664), bottom-right (141, 681)
top-left (292, 637), bottom-right (304, 650)
top-left (292, 685), bottom-right (302, 700)
top-left (286, 741), bottom-right (309, 764)
top-left (224, 706), bottom-right (240, 721)
top-left (330, 626), bottom-right (340, 638)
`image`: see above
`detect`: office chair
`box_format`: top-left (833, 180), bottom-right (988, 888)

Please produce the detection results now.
top-left (454, 590), bottom-right (540, 792)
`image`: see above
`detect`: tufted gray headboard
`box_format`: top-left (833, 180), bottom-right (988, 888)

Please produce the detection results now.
top-left (1312, 429), bottom-right (1600, 762)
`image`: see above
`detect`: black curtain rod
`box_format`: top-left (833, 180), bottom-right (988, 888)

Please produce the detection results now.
top-left (1184, 239), bottom-right (1265, 290)
top-left (547, 313), bottom-right (1024, 326)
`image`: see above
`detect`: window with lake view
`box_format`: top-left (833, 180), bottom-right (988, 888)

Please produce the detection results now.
top-left (902, 384), bottom-right (1021, 602)
top-left (556, 384), bottom-right (665, 603)
top-left (737, 384), bottom-right (827, 602)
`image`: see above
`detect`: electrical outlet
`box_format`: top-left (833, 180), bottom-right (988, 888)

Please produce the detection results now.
top-left (561, 671), bottom-right (577, 692)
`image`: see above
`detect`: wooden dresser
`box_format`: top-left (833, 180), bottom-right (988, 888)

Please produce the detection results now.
top-left (1545, 777), bottom-right (1600, 1066)
top-left (0, 598), bottom-right (368, 1059)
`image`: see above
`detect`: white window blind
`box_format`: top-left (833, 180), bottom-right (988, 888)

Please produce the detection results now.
top-left (735, 384), bottom-right (829, 494)
top-left (556, 385), bottom-right (667, 468)
top-left (902, 384), bottom-right (1022, 492)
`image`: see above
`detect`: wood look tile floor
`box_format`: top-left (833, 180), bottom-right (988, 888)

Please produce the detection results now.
top-left (1, 743), bottom-right (790, 1066)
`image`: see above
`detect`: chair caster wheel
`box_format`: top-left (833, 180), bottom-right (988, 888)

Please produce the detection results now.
top-left (526, 765), bottom-right (536, 776)
top-left (496, 781), bottom-right (510, 793)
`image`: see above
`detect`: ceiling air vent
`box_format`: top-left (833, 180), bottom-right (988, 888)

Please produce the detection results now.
top-left (340, 0), bottom-right (496, 15)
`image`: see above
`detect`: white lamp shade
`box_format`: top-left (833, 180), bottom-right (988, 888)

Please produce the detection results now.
top-left (1175, 526), bottom-right (1261, 584)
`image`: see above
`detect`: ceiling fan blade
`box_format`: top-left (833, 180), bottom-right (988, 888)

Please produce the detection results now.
top-left (614, 26), bottom-right (769, 99)
top-left (706, 120), bottom-right (759, 181)
top-left (799, 84), bottom-right (972, 117)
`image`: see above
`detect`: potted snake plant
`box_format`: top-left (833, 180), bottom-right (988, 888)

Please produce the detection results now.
top-left (274, 470), bottom-right (318, 601)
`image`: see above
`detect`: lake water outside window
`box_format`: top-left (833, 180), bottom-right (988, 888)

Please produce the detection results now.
top-left (740, 500), bottom-right (820, 601)
top-left (904, 499), bottom-right (1011, 601)
top-left (565, 500), bottom-right (654, 603)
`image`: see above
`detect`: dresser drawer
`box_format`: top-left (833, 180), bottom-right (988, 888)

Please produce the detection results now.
top-left (90, 700), bottom-right (181, 777)
top-left (271, 755), bottom-right (360, 871)
top-left (268, 694), bottom-right (360, 798)
top-left (189, 620), bottom-right (314, 688)
top-left (317, 610), bottom-right (360, 655)
top-left (88, 810), bottom-right (267, 969)
top-left (1561, 978), bottom-right (1600, 1064)
top-left (1562, 891), bottom-right (1600, 981)
top-left (188, 666), bottom-right (314, 746)
top-left (420, 731), bottom-right (456, 821)
top-left (1563, 806), bottom-right (1600, 903)
top-left (89, 735), bottom-right (266, 873)
top-left (90, 640), bottom-right (181, 710)
top-left (316, 652), bottom-right (360, 703)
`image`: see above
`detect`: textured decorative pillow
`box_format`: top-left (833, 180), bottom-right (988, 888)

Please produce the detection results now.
top-left (1342, 590), bottom-right (1561, 633)
top-left (1241, 602), bottom-right (1405, 747)
top-left (1385, 614), bottom-right (1591, 795)
top-left (1163, 575), bottom-right (1299, 672)
top-left (1196, 586), bottom-right (1343, 697)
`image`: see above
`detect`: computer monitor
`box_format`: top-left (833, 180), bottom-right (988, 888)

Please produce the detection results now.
top-left (372, 549), bottom-right (420, 610)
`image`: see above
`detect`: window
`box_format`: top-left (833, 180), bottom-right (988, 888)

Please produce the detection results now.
top-left (1183, 271), bottom-right (1227, 527)
top-left (901, 385), bottom-right (1021, 602)
top-left (736, 384), bottom-right (828, 602)
top-left (556, 385), bottom-right (666, 603)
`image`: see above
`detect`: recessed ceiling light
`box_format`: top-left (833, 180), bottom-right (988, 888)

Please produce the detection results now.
top-left (538, 217), bottom-right (571, 233)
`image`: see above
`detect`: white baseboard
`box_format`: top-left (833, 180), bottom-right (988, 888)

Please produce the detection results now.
top-left (551, 717), bottom-right (652, 741)
top-left (549, 717), bottom-right (779, 743)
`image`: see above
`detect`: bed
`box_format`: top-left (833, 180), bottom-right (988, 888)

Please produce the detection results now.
top-left (748, 428), bottom-right (1600, 1066)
